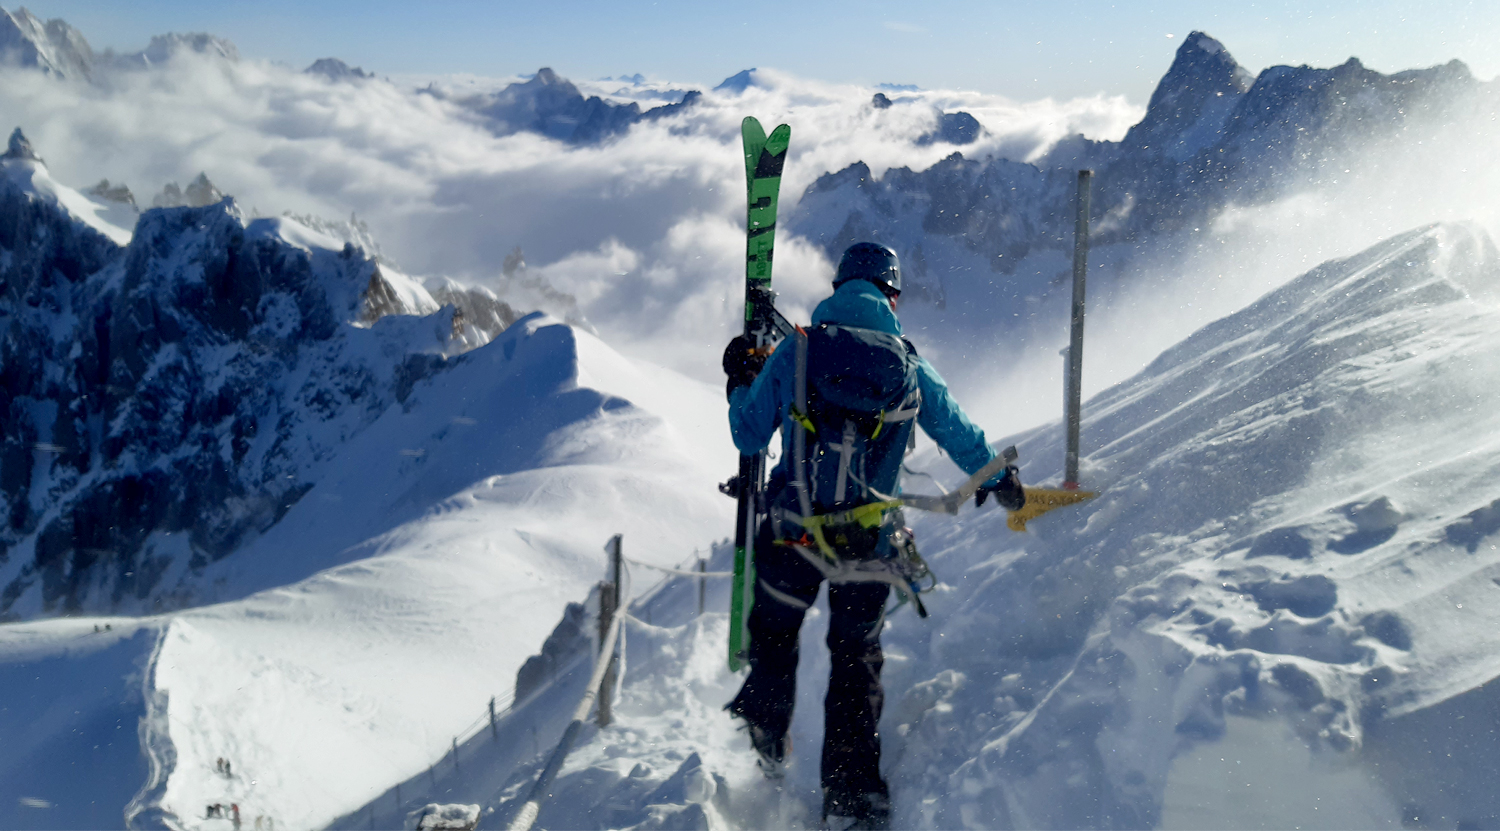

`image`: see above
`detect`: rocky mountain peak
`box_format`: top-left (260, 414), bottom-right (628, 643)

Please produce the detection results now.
top-left (139, 31), bottom-right (239, 65)
top-left (152, 172), bottom-right (225, 209)
top-left (305, 57), bottom-right (373, 82)
top-left (0, 6), bottom-right (93, 79)
top-left (1121, 31), bottom-right (1254, 157)
top-left (714, 69), bottom-right (758, 94)
top-left (2, 126), bottom-right (40, 162)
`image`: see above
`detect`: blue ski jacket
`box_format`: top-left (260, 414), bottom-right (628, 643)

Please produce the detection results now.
top-left (728, 279), bottom-right (1003, 494)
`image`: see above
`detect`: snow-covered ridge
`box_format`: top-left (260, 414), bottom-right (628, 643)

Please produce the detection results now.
top-left (360, 222), bottom-right (1500, 830)
top-left (1, 310), bottom-right (734, 830)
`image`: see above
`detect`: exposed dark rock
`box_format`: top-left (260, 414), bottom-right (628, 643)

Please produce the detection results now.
top-left (515, 601), bottom-right (590, 702)
top-left (152, 172), bottom-right (224, 209)
top-left (0, 155), bottom-right (464, 615)
top-left (305, 57), bottom-right (373, 82)
top-left (2, 127), bottom-right (40, 162)
top-left (713, 69), bottom-right (757, 94)
top-left (917, 111), bottom-right (982, 146)
top-left (85, 179), bottom-right (137, 208)
top-left (797, 31), bottom-right (1487, 295)
top-left (448, 67), bottom-right (700, 145)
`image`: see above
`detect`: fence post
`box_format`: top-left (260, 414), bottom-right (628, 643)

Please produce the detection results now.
top-left (489, 696), bottom-right (498, 739)
top-left (452, 737), bottom-right (459, 771)
top-left (697, 559), bottom-right (706, 617)
top-left (597, 534), bottom-right (623, 727)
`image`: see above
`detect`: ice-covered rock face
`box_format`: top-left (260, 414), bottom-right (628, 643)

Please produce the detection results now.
top-left (0, 171), bottom-right (470, 617)
top-left (1121, 31), bottom-right (1253, 158)
top-left (0, 9), bottom-right (238, 82)
top-left (0, 6), bottom-right (94, 80)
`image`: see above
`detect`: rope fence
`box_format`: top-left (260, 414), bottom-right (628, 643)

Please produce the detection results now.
top-left (360, 538), bottom-right (726, 830)
top-left (623, 555), bottom-right (733, 579)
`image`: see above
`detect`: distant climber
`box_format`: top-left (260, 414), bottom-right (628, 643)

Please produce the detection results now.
top-left (721, 242), bottom-right (1023, 830)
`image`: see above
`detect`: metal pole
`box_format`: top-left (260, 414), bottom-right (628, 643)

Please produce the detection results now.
top-left (597, 534), bottom-right (622, 727)
top-left (1064, 169), bottom-right (1092, 489)
top-left (697, 559), bottom-right (706, 617)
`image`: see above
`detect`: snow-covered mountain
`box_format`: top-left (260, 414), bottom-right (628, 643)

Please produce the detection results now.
top-left (320, 221), bottom-right (1500, 831)
top-left (0, 6), bottom-right (93, 79)
top-left (431, 67), bottom-right (702, 145)
top-left (793, 32), bottom-right (1495, 337)
top-left (305, 58), bottom-right (375, 83)
top-left (0, 311), bottom-right (735, 830)
top-left (2, 12), bottom-right (1499, 830)
top-left (0, 5), bottom-right (237, 80)
top-left (0, 132), bottom-right (513, 618)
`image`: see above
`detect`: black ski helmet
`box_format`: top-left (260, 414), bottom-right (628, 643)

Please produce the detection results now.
top-left (833, 242), bottom-right (901, 296)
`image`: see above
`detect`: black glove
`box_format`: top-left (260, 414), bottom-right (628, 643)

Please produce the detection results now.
top-left (722, 335), bottom-right (767, 398)
top-left (976, 465), bottom-right (1025, 511)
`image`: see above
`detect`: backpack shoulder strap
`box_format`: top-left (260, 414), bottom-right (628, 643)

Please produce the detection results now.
top-left (792, 328), bottom-right (814, 520)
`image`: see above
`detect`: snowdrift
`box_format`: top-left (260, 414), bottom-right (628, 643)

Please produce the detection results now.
top-left (402, 222), bottom-right (1500, 830)
top-left (0, 314), bottom-right (734, 830)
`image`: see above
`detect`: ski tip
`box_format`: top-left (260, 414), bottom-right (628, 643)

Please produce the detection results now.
top-left (742, 116), bottom-right (767, 144)
top-left (765, 123), bottom-right (791, 154)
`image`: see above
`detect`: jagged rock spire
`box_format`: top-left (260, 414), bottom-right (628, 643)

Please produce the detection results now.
top-left (1122, 31), bottom-right (1254, 155)
top-left (2, 127), bottom-right (41, 162)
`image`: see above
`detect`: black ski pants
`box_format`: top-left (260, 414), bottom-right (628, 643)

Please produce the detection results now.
top-left (728, 523), bottom-right (890, 803)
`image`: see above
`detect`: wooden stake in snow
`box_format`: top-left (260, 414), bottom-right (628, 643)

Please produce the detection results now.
top-left (1064, 170), bottom-right (1092, 489)
top-left (506, 551), bottom-right (628, 831)
top-left (697, 558), bottom-right (706, 617)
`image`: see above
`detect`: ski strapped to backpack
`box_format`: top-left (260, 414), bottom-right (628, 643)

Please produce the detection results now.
top-left (728, 117), bottom-right (791, 673)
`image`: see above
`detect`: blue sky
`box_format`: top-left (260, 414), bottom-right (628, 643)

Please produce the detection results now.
top-left (19, 0), bottom-right (1500, 102)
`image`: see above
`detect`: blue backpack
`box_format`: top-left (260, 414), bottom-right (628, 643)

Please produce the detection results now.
top-left (778, 323), bottom-right (920, 555)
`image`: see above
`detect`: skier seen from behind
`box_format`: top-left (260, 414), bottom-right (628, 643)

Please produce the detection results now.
top-left (721, 242), bottom-right (1024, 830)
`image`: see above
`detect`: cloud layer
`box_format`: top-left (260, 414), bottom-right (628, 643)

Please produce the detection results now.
top-left (0, 53), bottom-right (1141, 379)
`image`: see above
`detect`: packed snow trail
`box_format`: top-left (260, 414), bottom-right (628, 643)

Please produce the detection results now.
top-left (437, 222), bottom-right (1500, 830)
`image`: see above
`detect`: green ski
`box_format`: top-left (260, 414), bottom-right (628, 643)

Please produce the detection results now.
top-left (729, 116), bottom-right (790, 672)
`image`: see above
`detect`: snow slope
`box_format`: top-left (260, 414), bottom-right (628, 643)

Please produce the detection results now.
top-left (396, 221), bottom-right (1500, 830)
top-left (0, 313), bottom-right (735, 830)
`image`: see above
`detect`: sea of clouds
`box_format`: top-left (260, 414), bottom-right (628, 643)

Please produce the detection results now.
top-left (2, 43), bottom-right (1496, 436)
top-left (0, 51), bottom-right (1140, 375)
